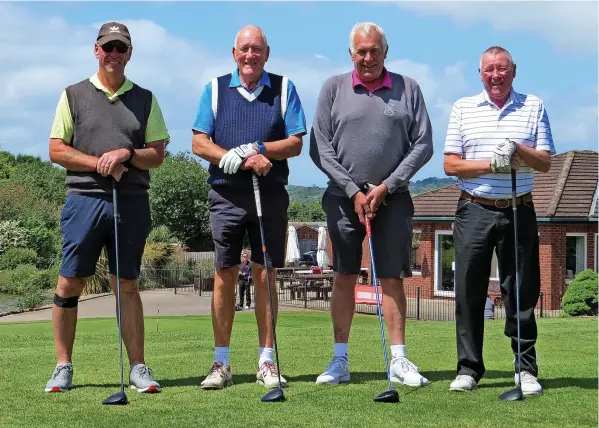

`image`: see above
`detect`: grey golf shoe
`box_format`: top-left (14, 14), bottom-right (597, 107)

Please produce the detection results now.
top-left (129, 364), bottom-right (161, 393)
top-left (45, 364), bottom-right (73, 392)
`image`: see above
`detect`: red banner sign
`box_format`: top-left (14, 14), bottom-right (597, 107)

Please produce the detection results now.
top-left (354, 285), bottom-right (383, 305)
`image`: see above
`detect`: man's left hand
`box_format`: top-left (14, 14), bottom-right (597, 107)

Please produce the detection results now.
top-left (97, 148), bottom-right (130, 177)
top-left (241, 154), bottom-right (272, 176)
top-left (365, 183), bottom-right (389, 213)
top-left (491, 139), bottom-right (517, 173)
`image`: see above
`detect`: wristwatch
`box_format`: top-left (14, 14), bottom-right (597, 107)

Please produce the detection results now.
top-left (124, 146), bottom-right (135, 167)
top-left (253, 141), bottom-right (266, 155)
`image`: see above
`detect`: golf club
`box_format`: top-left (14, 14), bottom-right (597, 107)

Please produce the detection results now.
top-left (365, 216), bottom-right (400, 404)
top-left (102, 179), bottom-right (129, 406)
top-left (252, 174), bottom-right (286, 403)
top-left (156, 305), bottom-right (160, 333)
top-left (499, 168), bottom-right (524, 401)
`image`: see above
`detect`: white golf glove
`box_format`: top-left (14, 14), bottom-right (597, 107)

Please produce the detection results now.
top-left (219, 144), bottom-right (259, 174)
top-left (491, 139), bottom-right (517, 173)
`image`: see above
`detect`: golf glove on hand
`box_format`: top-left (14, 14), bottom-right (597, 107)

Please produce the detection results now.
top-left (491, 139), bottom-right (517, 173)
top-left (219, 143), bottom-right (259, 174)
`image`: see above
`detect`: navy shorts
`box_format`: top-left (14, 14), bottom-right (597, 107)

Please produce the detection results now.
top-left (208, 185), bottom-right (289, 268)
top-left (322, 190), bottom-right (414, 278)
top-left (60, 194), bottom-right (151, 280)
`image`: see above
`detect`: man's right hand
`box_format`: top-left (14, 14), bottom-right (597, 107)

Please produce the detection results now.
top-left (352, 191), bottom-right (373, 225)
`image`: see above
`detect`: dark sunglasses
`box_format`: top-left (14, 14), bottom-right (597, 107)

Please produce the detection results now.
top-left (100, 41), bottom-right (129, 54)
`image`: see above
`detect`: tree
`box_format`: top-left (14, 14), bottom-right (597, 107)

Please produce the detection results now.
top-left (0, 151), bottom-right (16, 180)
top-left (288, 200), bottom-right (325, 222)
top-left (149, 152), bottom-right (211, 249)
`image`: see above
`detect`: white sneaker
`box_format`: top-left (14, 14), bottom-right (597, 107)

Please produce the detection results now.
top-left (449, 374), bottom-right (477, 392)
top-left (256, 362), bottom-right (287, 388)
top-left (201, 362), bottom-right (233, 390)
top-left (315, 357), bottom-right (350, 385)
top-left (516, 371), bottom-right (543, 395)
top-left (244, 306), bottom-right (250, 310)
top-left (390, 357), bottom-right (431, 386)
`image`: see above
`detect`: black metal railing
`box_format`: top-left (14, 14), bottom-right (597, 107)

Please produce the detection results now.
top-left (138, 266), bottom-right (563, 320)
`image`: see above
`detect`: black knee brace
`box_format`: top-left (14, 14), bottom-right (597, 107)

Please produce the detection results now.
top-left (54, 294), bottom-right (79, 308)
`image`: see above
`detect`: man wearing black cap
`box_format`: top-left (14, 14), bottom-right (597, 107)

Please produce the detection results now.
top-left (45, 21), bottom-right (169, 394)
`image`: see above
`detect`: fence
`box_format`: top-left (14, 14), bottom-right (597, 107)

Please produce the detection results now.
top-left (139, 264), bottom-right (562, 320)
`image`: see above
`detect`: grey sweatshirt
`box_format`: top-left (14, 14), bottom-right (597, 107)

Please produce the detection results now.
top-left (309, 71), bottom-right (434, 198)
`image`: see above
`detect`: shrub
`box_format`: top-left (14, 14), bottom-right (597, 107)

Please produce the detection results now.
top-left (17, 289), bottom-right (46, 310)
top-left (0, 247), bottom-right (37, 270)
top-left (0, 264), bottom-right (54, 294)
top-left (0, 220), bottom-right (30, 254)
top-left (147, 226), bottom-right (177, 244)
top-left (561, 269), bottom-right (598, 316)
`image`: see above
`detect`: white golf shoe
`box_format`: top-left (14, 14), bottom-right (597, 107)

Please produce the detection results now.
top-left (390, 357), bottom-right (430, 386)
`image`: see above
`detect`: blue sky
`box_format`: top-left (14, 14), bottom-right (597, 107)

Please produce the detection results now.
top-left (0, 1), bottom-right (597, 187)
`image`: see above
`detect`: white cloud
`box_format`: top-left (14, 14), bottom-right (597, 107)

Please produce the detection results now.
top-left (397, 1), bottom-right (598, 54)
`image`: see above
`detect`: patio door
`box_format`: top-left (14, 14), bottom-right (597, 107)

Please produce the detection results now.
top-left (435, 231), bottom-right (455, 297)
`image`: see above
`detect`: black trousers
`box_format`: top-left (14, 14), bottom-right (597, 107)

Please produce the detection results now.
top-left (454, 198), bottom-right (540, 382)
top-left (238, 280), bottom-right (251, 307)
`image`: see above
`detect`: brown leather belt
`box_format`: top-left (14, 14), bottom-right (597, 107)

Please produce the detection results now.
top-left (460, 191), bottom-right (532, 208)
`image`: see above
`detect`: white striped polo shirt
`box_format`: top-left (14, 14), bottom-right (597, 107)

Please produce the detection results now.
top-left (444, 89), bottom-right (555, 199)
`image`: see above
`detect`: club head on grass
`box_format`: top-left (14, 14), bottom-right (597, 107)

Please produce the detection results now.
top-left (499, 386), bottom-right (524, 401)
top-left (102, 390), bottom-right (129, 405)
top-left (374, 389), bottom-right (400, 403)
top-left (261, 387), bottom-right (286, 403)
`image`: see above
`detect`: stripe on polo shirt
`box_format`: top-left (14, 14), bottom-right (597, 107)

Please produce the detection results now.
top-left (444, 89), bottom-right (555, 199)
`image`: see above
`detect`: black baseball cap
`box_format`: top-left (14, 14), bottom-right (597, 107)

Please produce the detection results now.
top-left (97, 22), bottom-right (131, 46)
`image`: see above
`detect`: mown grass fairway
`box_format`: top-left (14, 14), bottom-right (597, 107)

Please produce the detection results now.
top-left (0, 312), bottom-right (596, 427)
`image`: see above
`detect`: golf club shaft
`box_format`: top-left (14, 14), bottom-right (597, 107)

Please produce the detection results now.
top-left (252, 174), bottom-right (283, 389)
top-left (365, 217), bottom-right (393, 392)
top-left (511, 169), bottom-right (522, 386)
top-left (112, 179), bottom-right (125, 393)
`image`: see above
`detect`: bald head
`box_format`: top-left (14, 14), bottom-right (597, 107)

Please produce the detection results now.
top-left (234, 25), bottom-right (268, 48)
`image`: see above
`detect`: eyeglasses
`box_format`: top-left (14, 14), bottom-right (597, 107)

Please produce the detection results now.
top-left (100, 42), bottom-right (129, 54)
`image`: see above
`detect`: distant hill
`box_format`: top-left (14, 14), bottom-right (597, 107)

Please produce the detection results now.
top-left (287, 177), bottom-right (457, 203)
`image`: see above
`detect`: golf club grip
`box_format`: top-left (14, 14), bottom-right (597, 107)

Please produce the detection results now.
top-left (252, 174), bottom-right (262, 217)
top-left (365, 217), bottom-right (372, 238)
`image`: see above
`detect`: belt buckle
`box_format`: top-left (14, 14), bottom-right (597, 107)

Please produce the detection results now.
top-left (494, 199), bottom-right (510, 209)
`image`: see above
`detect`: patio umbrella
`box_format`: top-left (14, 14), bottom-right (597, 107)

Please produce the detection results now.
top-left (317, 226), bottom-right (329, 267)
top-left (285, 225), bottom-right (300, 266)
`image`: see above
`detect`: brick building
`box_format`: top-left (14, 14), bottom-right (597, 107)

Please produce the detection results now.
top-left (396, 150), bottom-right (598, 310)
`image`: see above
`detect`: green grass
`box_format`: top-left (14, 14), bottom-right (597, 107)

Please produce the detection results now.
top-left (0, 313), bottom-right (596, 428)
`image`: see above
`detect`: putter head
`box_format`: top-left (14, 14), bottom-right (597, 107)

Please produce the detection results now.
top-left (261, 387), bottom-right (286, 403)
top-left (499, 386), bottom-right (524, 401)
top-left (374, 389), bottom-right (400, 403)
top-left (102, 390), bottom-right (129, 405)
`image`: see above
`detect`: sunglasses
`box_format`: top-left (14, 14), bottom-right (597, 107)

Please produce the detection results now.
top-left (100, 42), bottom-right (129, 54)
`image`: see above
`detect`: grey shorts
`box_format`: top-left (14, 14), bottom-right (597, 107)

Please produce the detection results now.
top-left (322, 190), bottom-right (414, 278)
top-left (208, 185), bottom-right (289, 268)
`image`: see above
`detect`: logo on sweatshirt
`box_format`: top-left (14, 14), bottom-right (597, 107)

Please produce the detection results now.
top-left (383, 100), bottom-right (395, 116)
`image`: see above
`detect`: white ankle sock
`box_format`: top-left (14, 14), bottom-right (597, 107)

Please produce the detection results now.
top-left (334, 343), bottom-right (348, 360)
top-left (391, 345), bottom-right (406, 358)
top-left (215, 347), bottom-right (230, 366)
top-left (259, 347), bottom-right (274, 366)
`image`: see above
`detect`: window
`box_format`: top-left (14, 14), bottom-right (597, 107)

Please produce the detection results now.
top-left (434, 231), bottom-right (455, 297)
top-left (411, 230), bottom-right (422, 275)
top-left (594, 234), bottom-right (598, 272)
top-left (565, 233), bottom-right (587, 280)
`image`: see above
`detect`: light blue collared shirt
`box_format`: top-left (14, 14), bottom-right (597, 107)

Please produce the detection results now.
top-left (192, 69), bottom-right (307, 138)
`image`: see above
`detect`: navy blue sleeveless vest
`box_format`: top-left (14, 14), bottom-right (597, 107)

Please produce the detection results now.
top-left (208, 72), bottom-right (288, 189)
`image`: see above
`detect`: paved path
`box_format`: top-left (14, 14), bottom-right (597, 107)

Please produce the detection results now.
top-left (0, 289), bottom-right (309, 323)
